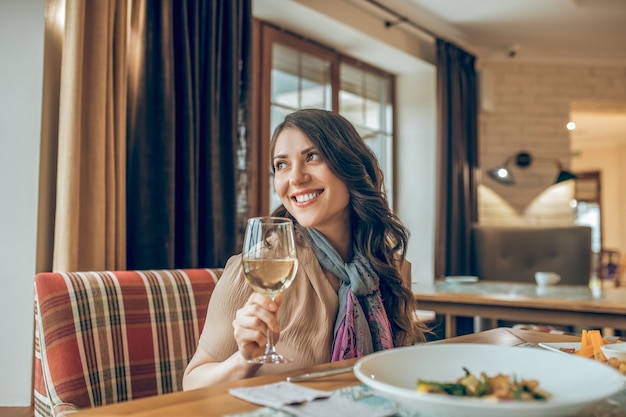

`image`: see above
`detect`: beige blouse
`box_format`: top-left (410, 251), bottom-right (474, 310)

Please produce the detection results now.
top-left (198, 243), bottom-right (339, 375)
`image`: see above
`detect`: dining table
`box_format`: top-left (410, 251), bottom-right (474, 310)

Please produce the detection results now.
top-left (413, 279), bottom-right (626, 338)
top-left (72, 327), bottom-right (626, 417)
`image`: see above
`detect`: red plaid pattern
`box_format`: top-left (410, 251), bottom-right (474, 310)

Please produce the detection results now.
top-left (33, 269), bottom-right (222, 417)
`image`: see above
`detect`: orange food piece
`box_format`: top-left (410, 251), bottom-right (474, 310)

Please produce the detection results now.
top-left (576, 330), bottom-right (593, 358)
top-left (589, 330), bottom-right (607, 362)
top-left (574, 330), bottom-right (626, 375)
top-left (576, 329), bottom-right (607, 361)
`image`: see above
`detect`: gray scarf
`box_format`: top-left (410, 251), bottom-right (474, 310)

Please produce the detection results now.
top-left (306, 227), bottom-right (393, 360)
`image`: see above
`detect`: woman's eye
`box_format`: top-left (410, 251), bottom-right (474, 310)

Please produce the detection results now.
top-left (274, 161), bottom-right (287, 171)
top-left (307, 151), bottom-right (321, 162)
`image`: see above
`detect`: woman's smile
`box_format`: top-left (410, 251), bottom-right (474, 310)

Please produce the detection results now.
top-left (292, 190), bottom-right (323, 205)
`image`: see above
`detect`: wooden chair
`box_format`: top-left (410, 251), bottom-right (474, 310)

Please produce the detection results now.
top-left (33, 268), bottom-right (222, 417)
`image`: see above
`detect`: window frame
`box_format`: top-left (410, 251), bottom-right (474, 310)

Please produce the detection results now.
top-left (251, 20), bottom-right (395, 216)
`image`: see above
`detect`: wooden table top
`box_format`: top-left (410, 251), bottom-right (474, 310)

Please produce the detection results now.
top-left (73, 328), bottom-right (586, 417)
top-left (414, 280), bottom-right (626, 314)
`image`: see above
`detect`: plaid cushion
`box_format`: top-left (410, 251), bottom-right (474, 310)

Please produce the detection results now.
top-left (33, 269), bottom-right (222, 417)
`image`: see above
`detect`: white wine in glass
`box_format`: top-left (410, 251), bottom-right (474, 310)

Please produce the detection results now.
top-left (242, 217), bottom-right (298, 364)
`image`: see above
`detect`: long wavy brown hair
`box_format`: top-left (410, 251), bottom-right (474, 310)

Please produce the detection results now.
top-left (269, 109), bottom-right (429, 346)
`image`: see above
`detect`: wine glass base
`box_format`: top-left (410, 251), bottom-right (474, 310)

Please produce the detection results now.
top-left (247, 353), bottom-right (293, 364)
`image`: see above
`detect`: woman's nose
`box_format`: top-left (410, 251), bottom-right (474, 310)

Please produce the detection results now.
top-left (289, 165), bottom-right (310, 185)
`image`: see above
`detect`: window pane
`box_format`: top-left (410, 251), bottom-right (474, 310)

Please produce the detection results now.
top-left (272, 44), bottom-right (299, 108)
top-left (575, 201), bottom-right (601, 253)
top-left (364, 132), bottom-right (388, 172)
top-left (339, 62), bottom-right (393, 203)
top-left (301, 54), bottom-right (331, 108)
top-left (575, 178), bottom-right (599, 201)
top-left (364, 73), bottom-right (389, 131)
top-left (340, 64), bottom-right (362, 96)
top-left (339, 89), bottom-right (365, 126)
top-left (339, 65), bottom-right (364, 125)
top-left (365, 100), bottom-right (382, 131)
top-left (271, 43), bottom-right (332, 111)
top-left (270, 106), bottom-right (292, 136)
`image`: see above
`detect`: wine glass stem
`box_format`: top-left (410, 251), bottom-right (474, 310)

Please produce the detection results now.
top-left (263, 295), bottom-right (278, 356)
top-left (265, 326), bottom-right (276, 355)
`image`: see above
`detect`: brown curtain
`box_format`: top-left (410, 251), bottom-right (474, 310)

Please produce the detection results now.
top-left (434, 39), bottom-right (479, 278)
top-left (38, 0), bottom-right (251, 272)
top-left (38, 0), bottom-right (128, 272)
top-left (126, 0), bottom-right (251, 270)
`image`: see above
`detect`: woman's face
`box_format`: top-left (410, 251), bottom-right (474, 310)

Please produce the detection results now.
top-left (272, 127), bottom-right (350, 235)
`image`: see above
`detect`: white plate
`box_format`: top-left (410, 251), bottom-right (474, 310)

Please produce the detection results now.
top-left (354, 344), bottom-right (625, 417)
top-left (539, 339), bottom-right (621, 355)
top-left (444, 275), bottom-right (479, 284)
top-left (538, 342), bottom-right (581, 354)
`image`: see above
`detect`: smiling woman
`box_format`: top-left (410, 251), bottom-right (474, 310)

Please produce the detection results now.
top-left (182, 109), bottom-right (430, 390)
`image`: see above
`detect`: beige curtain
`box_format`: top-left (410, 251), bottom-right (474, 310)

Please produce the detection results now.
top-left (40, 0), bottom-right (127, 272)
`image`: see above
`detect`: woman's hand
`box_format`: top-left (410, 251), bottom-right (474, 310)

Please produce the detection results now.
top-left (232, 293), bottom-right (283, 360)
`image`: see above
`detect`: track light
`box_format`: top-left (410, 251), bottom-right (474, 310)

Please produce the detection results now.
top-left (487, 156), bottom-right (515, 185)
top-left (487, 151), bottom-right (577, 186)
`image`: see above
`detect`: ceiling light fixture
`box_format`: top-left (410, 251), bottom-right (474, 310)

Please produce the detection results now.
top-left (487, 151), bottom-right (577, 186)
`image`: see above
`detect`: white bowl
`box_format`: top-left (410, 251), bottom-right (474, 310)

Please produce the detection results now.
top-left (535, 271), bottom-right (561, 286)
top-left (601, 343), bottom-right (626, 361)
top-left (354, 343), bottom-right (624, 417)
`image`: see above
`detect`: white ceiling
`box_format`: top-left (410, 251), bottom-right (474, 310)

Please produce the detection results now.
top-left (382, 0), bottom-right (626, 65)
top-left (359, 0), bottom-right (626, 149)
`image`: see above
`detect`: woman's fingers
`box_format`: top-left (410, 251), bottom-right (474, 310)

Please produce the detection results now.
top-left (232, 323), bottom-right (266, 360)
top-left (232, 293), bottom-right (283, 359)
top-left (241, 293), bottom-right (280, 330)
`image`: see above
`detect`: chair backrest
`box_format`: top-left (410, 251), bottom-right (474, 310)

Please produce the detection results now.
top-left (33, 268), bottom-right (222, 417)
top-left (470, 224), bottom-right (592, 285)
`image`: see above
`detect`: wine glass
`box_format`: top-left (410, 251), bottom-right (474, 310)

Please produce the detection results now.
top-left (242, 217), bottom-right (298, 364)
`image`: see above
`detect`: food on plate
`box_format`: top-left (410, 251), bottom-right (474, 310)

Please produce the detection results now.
top-left (416, 367), bottom-right (551, 401)
top-left (576, 329), bottom-right (610, 361)
top-left (563, 330), bottom-right (626, 375)
top-left (607, 357), bottom-right (626, 375)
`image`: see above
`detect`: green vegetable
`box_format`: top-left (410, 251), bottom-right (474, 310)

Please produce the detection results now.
top-left (416, 380), bottom-right (468, 396)
top-left (416, 368), bottom-right (550, 401)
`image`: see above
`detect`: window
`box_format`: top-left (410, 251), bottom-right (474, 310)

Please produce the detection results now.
top-left (339, 60), bottom-right (394, 202)
top-left (253, 21), bottom-right (395, 215)
top-left (573, 171), bottom-right (603, 275)
top-left (573, 171), bottom-right (602, 252)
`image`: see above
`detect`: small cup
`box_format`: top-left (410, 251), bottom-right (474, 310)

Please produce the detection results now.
top-left (535, 271), bottom-right (561, 287)
top-left (601, 343), bottom-right (626, 361)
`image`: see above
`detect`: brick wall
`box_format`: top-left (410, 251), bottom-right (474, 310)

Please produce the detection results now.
top-left (478, 62), bottom-right (626, 226)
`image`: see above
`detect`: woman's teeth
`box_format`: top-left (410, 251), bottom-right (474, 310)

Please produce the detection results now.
top-left (295, 192), bottom-right (320, 203)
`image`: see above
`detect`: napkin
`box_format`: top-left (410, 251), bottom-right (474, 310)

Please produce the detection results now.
top-left (229, 381), bottom-right (395, 417)
top-left (229, 381), bottom-right (331, 409)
